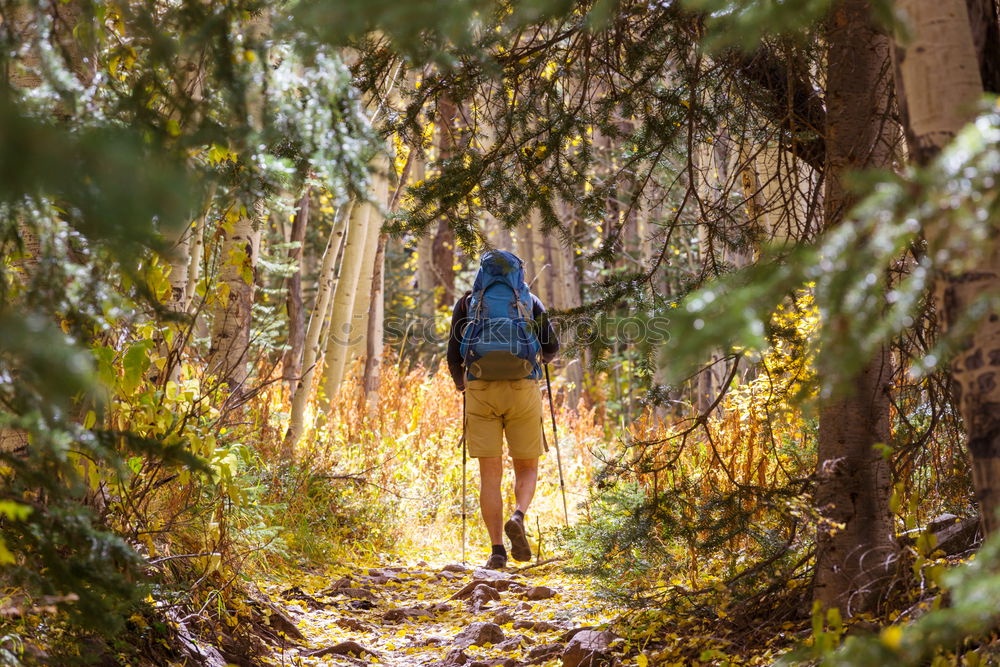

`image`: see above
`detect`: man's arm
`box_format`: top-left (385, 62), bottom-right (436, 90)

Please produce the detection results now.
top-left (446, 294), bottom-right (470, 390)
top-left (531, 295), bottom-right (560, 363)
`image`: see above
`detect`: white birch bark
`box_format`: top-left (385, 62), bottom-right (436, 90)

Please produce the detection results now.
top-left (347, 156), bottom-right (390, 363)
top-left (322, 199), bottom-right (373, 403)
top-left (518, 212), bottom-right (539, 288)
top-left (285, 202), bottom-right (355, 450)
top-left (166, 228), bottom-right (191, 311)
top-left (185, 189), bottom-right (212, 312)
top-left (362, 234), bottom-right (387, 409)
top-left (895, 0), bottom-right (1000, 533)
top-left (207, 202), bottom-right (262, 391)
top-left (896, 0), bottom-right (983, 160)
top-left (2, 3), bottom-right (86, 452)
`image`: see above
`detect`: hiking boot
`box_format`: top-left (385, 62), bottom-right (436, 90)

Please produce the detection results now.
top-left (504, 513), bottom-right (531, 562)
top-left (485, 552), bottom-right (507, 570)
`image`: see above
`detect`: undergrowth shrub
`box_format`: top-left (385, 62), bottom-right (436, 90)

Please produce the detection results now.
top-left (288, 357), bottom-right (604, 559)
top-left (569, 291), bottom-right (980, 663)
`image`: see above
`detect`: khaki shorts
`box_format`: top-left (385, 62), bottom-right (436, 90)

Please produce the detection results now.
top-left (465, 379), bottom-right (544, 459)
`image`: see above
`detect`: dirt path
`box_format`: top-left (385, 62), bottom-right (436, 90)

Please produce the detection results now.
top-left (259, 557), bottom-right (631, 666)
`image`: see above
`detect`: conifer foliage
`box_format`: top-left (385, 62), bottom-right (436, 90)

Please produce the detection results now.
top-left (1, 0), bottom-right (999, 663)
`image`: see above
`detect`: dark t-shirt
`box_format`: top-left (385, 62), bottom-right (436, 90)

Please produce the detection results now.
top-left (446, 291), bottom-right (560, 390)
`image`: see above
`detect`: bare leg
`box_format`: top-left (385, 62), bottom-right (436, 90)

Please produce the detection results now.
top-left (511, 457), bottom-right (538, 514)
top-left (477, 456), bottom-right (504, 545)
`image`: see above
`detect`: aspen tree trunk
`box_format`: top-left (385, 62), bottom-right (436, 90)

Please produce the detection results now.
top-left (813, 0), bottom-right (898, 614)
top-left (410, 151), bottom-right (437, 318)
top-left (6, 1), bottom-right (91, 272)
top-left (362, 149), bottom-right (413, 402)
top-left (895, 0), bottom-right (999, 531)
top-left (962, 0), bottom-right (1000, 92)
top-left (693, 139), bottom-right (750, 414)
top-left (322, 199), bottom-right (373, 403)
top-left (163, 23), bottom-right (208, 314)
top-left (518, 217), bottom-right (537, 281)
top-left (166, 231), bottom-right (191, 312)
top-left (532, 218), bottom-right (551, 302)
top-left (282, 190), bottom-right (311, 389)
top-left (285, 202), bottom-right (355, 451)
top-left (206, 11), bottom-right (270, 396)
top-left (347, 159), bottom-right (390, 365)
top-left (541, 229), bottom-right (557, 307)
top-left (208, 202), bottom-right (262, 391)
top-left (1, 2), bottom-right (89, 453)
top-left (550, 207), bottom-right (584, 405)
top-left (363, 235), bottom-right (387, 402)
top-left (185, 184), bottom-right (215, 310)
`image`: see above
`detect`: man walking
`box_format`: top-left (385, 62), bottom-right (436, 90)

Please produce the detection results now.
top-left (447, 250), bottom-right (559, 569)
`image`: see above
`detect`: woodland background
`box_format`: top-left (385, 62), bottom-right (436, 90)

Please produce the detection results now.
top-left (1, 0), bottom-right (1000, 664)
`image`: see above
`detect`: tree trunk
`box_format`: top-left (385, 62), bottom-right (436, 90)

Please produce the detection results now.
top-left (322, 198), bottom-right (373, 403)
top-left (186, 184), bottom-right (214, 312)
top-left (895, 0), bottom-right (999, 532)
top-left (518, 215), bottom-right (537, 282)
top-left (3, 1), bottom-right (88, 454)
top-left (166, 228), bottom-right (191, 312)
top-left (896, 0), bottom-right (985, 164)
top-left (813, 0), bottom-right (899, 615)
top-left (363, 233), bottom-right (388, 403)
top-left (541, 228), bottom-right (557, 307)
top-left (208, 202), bottom-right (262, 392)
top-left (432, 96), bottom-right (459, 308)
top-left (348, 158), bottom-right (390, 366)
top-left (550, 206), bottom-right (584, 406)
top-left (411, 152), bottom-right (437, 318)
top-left (285, 201), bottom-right (355, 451)
top-left (693, 136), bottom-right (752, 414)
top-left (283, 190), bottom-right (311, 389)
top-left (963, 0), bottom-right (1000, 92)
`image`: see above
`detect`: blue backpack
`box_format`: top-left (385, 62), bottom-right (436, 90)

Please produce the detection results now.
top-left (460, 250), bottom-right (543, 381)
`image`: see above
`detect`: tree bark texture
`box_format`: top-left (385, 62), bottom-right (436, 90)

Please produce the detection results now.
top-left (432, 96), bottom-right (459, 308)
top-left (896, 0), bottom-right (984, 164)
top-left (285, 201), bottom-right (354, 450)
top-left (348, 159), bottom-right (389, 365)
top-left (693, 138), bottom-right (752, 414)
top-left (410, 153), bottom-right (437, 318)
top-left (2, 2), bottom-right (90, 452)
top-left (813, 0), bottom-right (899, 615)
top-left (963, 0), bottom-right (1000, 92)
top-left (517, 215), bottom-right (538, 282)
top-left (282, 190), bottom-right (311, 388)
top-left (896, 0), bottom-right (1000, 532)
top-left (362, 233), bottom-right (388, 403)
top-left (208, 202), bottom-right (262, 392)
top-left (550, 206), bottom-right (584, 405)
top-left (322, 198), bottom-right (373, 403)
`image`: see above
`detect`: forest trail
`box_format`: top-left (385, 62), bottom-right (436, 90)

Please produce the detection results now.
top-left (259, 556), bottom-right (630, 667)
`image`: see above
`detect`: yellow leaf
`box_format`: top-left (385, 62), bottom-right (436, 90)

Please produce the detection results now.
top-left (881, 625), bottom-right (903, 650)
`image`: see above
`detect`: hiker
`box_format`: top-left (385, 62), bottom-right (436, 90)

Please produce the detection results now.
top-left (447, 250), bottom-right (560, 569)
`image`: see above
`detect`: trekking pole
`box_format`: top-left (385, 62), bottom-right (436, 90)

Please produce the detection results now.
top-left (461, 390), bottom-right (468, 564)
top-left (544, 364), bottom-right (570, 527)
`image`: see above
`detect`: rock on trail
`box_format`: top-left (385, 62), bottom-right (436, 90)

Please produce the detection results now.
top-left (259, 558), bottom-right (625, 666)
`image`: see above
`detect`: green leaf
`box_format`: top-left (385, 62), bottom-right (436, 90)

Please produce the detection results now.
top-left (121, 341), bottom-right (153, 395)
top-left (0, 501), bottom-right (33, 521)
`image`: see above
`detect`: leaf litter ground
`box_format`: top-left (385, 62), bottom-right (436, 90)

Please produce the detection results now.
top-left (259, 549), bottom-right (629, 667)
